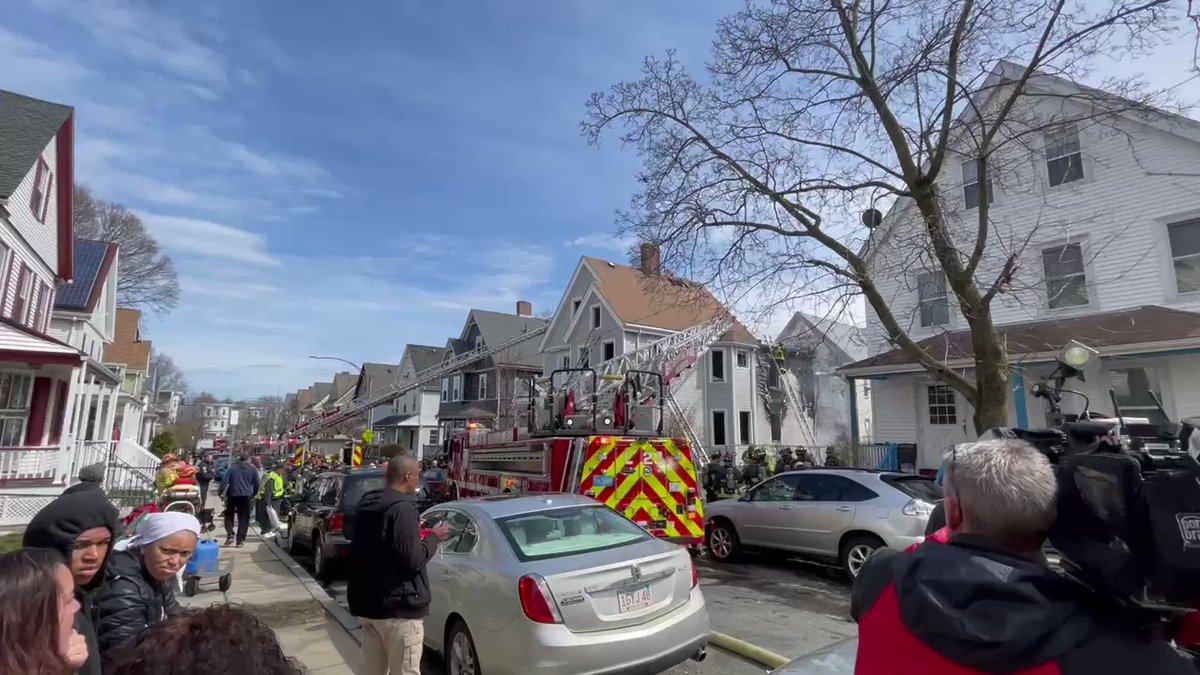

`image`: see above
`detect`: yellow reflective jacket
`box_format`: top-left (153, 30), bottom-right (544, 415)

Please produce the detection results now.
top-left (258, 471), bottom-right (284, 500)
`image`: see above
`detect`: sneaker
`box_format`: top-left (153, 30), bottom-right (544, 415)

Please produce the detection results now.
top-left (224, 538), bottom-right (234, 546)
top-left (236, 542), bottom-right (245, 548)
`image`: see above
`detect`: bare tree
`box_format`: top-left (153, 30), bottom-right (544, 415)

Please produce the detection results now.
top-left (74, 185), bottom-right (181, 314)
top-left (149, 350), bottom-right (188, 395)
top-left (584, 0), bottom-right (1182, 432)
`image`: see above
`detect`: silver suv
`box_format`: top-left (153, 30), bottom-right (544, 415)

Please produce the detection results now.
top-left (703, 469), bottom-right (941, 578)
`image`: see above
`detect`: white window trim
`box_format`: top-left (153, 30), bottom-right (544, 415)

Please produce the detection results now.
top-left (1037, 236), bottom-right (1095, 313)
top-left (591, 304), bottom-right (602, 330)
top-left (710, 348), bottom-right (727, 383)
top-left (1043, 124), bottom-right (1089, 188)
top-left (960, 157), bottom-right (995, 210)
top-left (452, 374), bottom-right (462, 401)
top-left (478, 373), bottom-right (488, 400)
top-left (577, 345), bottom-right (591, 369)
top-left (735, 350), bottom-right (749, 368)
top-left (711, 409), bottom-right (728, 447)
top-left (1163, 216), bottom-right (1200, 298)
top-left (915, 271), bottom-right (951, 329)
top-left (737, 410), bottom-right (752, 445)
top-left (571, 297), bottom-right (582, 315)
top-left (560, 355), bottom-right (570, 369)
top-left (601, 340), bottom-right (615, 362)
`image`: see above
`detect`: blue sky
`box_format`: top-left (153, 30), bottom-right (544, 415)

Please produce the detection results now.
top-left (0, 0), bottom-right (733, 399)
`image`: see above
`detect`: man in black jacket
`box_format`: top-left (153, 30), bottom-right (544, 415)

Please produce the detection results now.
top-left (196, 454), bottom-right (216, 506)
top-left (23, 488), bottom-right (120, 675)
top-left (348, 455), bottom-right (449, 675)
top-left (220, 453), bottom-right (260, 547)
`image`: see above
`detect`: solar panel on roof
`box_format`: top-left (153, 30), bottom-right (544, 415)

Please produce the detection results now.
top-left (55, 240), bottom-right (110, 311)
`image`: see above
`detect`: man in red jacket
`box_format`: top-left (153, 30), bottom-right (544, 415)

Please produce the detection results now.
top-left (851, 439), bottom-right (1197, 674)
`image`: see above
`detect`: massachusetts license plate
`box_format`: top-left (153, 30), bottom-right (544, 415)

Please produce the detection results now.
top-left (617, 585), bottom-right (653, 613)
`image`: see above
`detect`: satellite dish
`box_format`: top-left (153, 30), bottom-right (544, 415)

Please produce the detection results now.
top-left (862, 208), bottom-right (883, 229)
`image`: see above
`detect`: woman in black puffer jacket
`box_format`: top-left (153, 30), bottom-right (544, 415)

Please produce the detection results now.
top-left (94, 512), bottom-right (200, 673)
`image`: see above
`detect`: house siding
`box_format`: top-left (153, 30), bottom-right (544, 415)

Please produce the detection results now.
top-left (6, 136), bottom-right (60, 275)
top-left (865, 104), bottom-right (1200, 354)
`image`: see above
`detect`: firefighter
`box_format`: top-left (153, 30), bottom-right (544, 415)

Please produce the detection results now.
top-left (773, 343), bottom-right (787, 371)
top-left (775, 447), bottom-right (796, 474)
top-left (795, 447), bottom-right (815, 468)
top-left (742, 447), bottom-right (770, 489)
top-left (704, 452), bottom-right (726, 503)
top-left (720, 451), bottom-right (741, 497)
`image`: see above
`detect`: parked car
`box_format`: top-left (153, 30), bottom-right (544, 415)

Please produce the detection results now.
top-left (770, 637), bottom-right (856, 674)
top-left (421, 493), bottom-right (710, 675)
top-left (214, 455), bottom-right (231, 482)
top-left (286, 468), bottom-right (433, 579)
top-left (704, 468), bottom-right (941, 578)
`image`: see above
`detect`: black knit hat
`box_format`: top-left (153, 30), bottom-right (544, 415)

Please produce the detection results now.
top-left (22, 489), bottom-right (120, 591)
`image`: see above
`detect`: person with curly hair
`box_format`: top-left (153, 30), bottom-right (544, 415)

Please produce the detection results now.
top-left (0, 548), bottom-right (91, 674)
top-left (105, 605), bottom-right (303, 675)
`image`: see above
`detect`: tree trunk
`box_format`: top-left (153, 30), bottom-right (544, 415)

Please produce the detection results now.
top-left (966, 306), bottom-right (1011, 433)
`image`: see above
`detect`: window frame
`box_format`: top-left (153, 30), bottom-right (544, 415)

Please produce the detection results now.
top-left (1044, 125), bottom-right (1084, 187)
top-left (960, 158), bottom-right (993, 210)
top-left (1167, 217), bottom-right (1200, 296)
top-left (602, 340), bottom-right (615, 362)
top-left (560, 354), bottom-right (570, 369)
top-left (738, 410), bottom-right (751, 445)
top-left (29, 158), bottom-right (52, 223)
top-left (0, 371), bottom-right (33, 446)
top-left (441, 378), bottom-right (450, 402)
top-left (571, 298), bottom-right (581, 315)
top-left (916, 271), bottom-right (949, 328)
top-left (577, 345), bottom-right (590, 369)
top-left (711, 409), bottom-right (727, 446)
top-left (747, 475), bottom-right (801, 502)
top-left (478, 373), bottom-right (489, 400)
top-left (451, 375), bottom-right (461, 401)
top-left (710, 349), bottom-right (726, 383)
top-left (735, 350), bottom-right (748, 368)
top-left (1040, 241), bottom-right (1090, 310)
top-left (794, 474), bottom-right (879, 502)
top-left (591, 305), bottom-right (601, 330)
top-left (926, 385), bottom-right (958, 426)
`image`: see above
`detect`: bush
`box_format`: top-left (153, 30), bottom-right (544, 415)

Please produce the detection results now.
top-left (0, 532), bottom-right (22, 554)
top-left (150, 431), bottom-right (177, 458)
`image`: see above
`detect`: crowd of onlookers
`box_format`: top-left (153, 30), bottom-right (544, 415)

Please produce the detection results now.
top-left (0, 467), bottom-right (304, 674)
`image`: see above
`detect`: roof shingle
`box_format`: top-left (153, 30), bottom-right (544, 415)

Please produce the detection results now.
top-left (102, 308), bottom-right (151, 371)
top-left (0, 90), bottom-right (72, 199)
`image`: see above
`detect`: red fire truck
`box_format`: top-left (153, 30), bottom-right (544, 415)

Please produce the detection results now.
top-left (446, 369), bottom-right (706, 547)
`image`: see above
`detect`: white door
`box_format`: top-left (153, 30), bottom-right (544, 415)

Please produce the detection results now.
top-left (918, 383), bottom-right (972, 469)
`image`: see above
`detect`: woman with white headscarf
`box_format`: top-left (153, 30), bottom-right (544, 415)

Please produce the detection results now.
top-left (94, 512), bottom-right (200, 672)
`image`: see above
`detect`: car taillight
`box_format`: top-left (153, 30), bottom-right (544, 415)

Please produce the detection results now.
top-left (518, 574), bottom-right (561, 624)
top-left (330, 513), bottom-right (344, 534)
top-left (690, 558), bottom-right (699, 589)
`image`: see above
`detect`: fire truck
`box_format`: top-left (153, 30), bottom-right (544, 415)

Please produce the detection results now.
top-left (446, 368), bottom-right (705, 546)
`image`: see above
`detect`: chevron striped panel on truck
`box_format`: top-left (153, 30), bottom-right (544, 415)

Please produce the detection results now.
top-left (579, 436), bottom-right (704, 542)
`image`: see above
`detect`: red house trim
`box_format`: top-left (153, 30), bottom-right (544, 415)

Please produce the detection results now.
top-left (55, 112), bottom-right (74, 283)
top-left (0, 351), bottom-right (81, 366)
top-left (49, 381), bottom-right (67, 444)
top-left (25, 377), bottom-right (52, 445)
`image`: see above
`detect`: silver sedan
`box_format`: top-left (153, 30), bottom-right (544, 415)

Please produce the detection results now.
top-left (421, 493), bottom-right (710, 675)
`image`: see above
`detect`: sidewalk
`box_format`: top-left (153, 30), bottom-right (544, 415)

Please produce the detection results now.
top-left (179, 510), bottom-right (360, 674)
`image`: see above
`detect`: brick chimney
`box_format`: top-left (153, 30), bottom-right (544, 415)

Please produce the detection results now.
top-left (516, 300), bottom-right (532, 317)
top-left (639, 243), bottom-right (661, 276)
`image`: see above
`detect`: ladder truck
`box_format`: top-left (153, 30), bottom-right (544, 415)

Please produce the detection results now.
top-left (446, 317), bottom-right (732, 550)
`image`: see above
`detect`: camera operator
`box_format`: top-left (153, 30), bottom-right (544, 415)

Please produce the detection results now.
top-left (851, 439), bottom-right (1197, 674)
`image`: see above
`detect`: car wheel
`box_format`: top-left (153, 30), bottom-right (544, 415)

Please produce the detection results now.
top-left (840, 535), bottom-right (883, 579)
top-left (706, 520), bottom-right (741, 562)
top-left (286, 517), bottom-right (302, 554)
top-left (313, 533), bottom-right (329, 581)
top-left (446, 620), bottom-right (481, 675)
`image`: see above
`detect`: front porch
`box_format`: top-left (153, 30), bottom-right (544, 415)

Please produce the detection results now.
top-left (839, 306), bottom-right (1200, 471)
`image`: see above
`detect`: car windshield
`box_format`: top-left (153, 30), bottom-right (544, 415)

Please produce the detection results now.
top-left (495, 505), bottom-right (650, 562)
top-left (882, 475), bottom-right (942, 501)
top-left (342, 474), bottom-right (386, 506)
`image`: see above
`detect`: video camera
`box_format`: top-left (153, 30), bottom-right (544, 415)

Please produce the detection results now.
top-left (980, 341), bottom-right (1200, 613)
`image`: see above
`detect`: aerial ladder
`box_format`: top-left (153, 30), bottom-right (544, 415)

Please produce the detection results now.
top-left (288, 323), bottom-right (550, 437)
top-left (770, 350), bottom-right (820, 448)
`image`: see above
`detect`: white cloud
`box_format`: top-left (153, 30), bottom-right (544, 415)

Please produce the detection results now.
top-left (569, 232), bottom-right (635, 253)
top-left (0, 28), bottom-right (90, 100)
top-left (141, 213), bottom-right (281, 267)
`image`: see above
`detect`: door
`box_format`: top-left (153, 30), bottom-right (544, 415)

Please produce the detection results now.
top-left (422, 509), bottom-right (480, 651)
top-left (786, 474), bottom-right (871, 556)
top-left (919, 383), bottom-right (972, 467)
top-left (292, 476), bottom-right (329, 545)
top-left (737, 475), bottom-right (804, 548)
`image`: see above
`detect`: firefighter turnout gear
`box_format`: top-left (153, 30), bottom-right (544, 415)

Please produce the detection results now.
top-left (258, 469), bottom-right (285, 500)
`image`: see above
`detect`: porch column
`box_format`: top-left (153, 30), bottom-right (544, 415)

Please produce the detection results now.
top-left (88, 380), bottom-right (108, 441)
top-left (60, 366), bottom-right (84, 447)
top-left (102, 391), bottom-right (119, 443)
top-left (75, 375), bottom-right (95, 441)
top-left (848, 376), bottom-right (860, 449)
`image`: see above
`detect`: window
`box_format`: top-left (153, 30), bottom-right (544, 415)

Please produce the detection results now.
top-left (1109, 367), bottom-right (1168, 424)
top-left (961, 159), bottom-right (993, 209)
top-left (422, 510), bottom-right (479, 554)
top-left (1041, 243), bottom-right (1088, 309)
top-left (11, 265), bottom-right (30, 323)
top-left (571, 299), bottom-right (581, 315)
top-left (1168, 218), bottom-right (1200, 294)
top-left (927, 385), bottom-right (957, 425)
top-left (917, 272), bottom-right (949, 327)
top-left (711, 349), bottom-right (725, 382)
top-left (1045, 126), bottom-right (1083, 186)
top-left (29, 158), bottom-right (51, 223)
top-left (0, 372), bottom-right (32, 445)
top-left (478, 373), bottom-right (489, 399)
top-left (735, 350), bottom-right (748, 368)
top-left (496, 505), bottom-right (650, 562)
top-left (578, 346), bottom-right (590, 369)
top-left (749, 475), bottom-right (800, 502)
top-left (451, 375), bottom-right (461, 401)
top-left (794, 474), bottom-right (878, 502)
top-left (560, 355), bottom-right (570, 369)
top-left (428, 428), bottom-right (439, 446)
top-left (712, 410), bottom-right (727, 446)
top-left (738, 411), bottom-right (751, 444)
top-left (602, 341), bottom-right (615, 362)
top-left (474, 335), bottom-right (483, 350)
top-left (591, 305), bottom-right (601, 329)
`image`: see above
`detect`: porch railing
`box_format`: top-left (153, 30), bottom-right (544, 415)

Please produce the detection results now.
top-left (0, 446), bottom-right (63, 485)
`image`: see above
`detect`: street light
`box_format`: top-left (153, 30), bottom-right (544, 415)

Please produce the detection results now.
top-left (308, 355), bottom-right (361, 370)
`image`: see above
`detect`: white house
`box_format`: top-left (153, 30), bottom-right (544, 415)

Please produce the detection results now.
top-left (538, 247), bottom-right (767, 460)
top-left (372, 345), bottom-right (446, 457)
top-left (839, 62), bottom-right (1200, 471)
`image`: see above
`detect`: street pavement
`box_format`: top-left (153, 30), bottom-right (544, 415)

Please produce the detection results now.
top-left (294, 546), bottom-right (856, 675)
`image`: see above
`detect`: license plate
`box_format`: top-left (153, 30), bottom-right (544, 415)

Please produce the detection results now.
top-left (617, 585), bottom-right (653, 613)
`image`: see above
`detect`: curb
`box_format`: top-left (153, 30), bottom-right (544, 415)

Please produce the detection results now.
top-left (260, 534), bottom-right (363, 645)
top-left (708, 631), bottom-right (791, 670)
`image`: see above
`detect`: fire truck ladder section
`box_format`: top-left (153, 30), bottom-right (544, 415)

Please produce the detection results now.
top-left (773, 356), bottom-right (819, 448)
top-left (290, 323), bottom-right (549, 436)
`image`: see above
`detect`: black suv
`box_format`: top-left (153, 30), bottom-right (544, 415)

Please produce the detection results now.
top-left (287, 468), bottom-right (432, 580)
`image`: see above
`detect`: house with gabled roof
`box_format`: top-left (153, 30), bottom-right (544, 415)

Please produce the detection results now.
top-left (838, 62), bottom-right (1200, 471)
top-left (352, 361), bottom-right (400, 437)
top-left (371, 345), bottom-right (446, 455)
top-left (103, 308), bottom-right (156, 447)
top-left (775, 312), bottom-right (872, 447)
top-left (436, 304), bottom-right (547, 438)
top-left (537, 245), bottom-right (765, 459)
